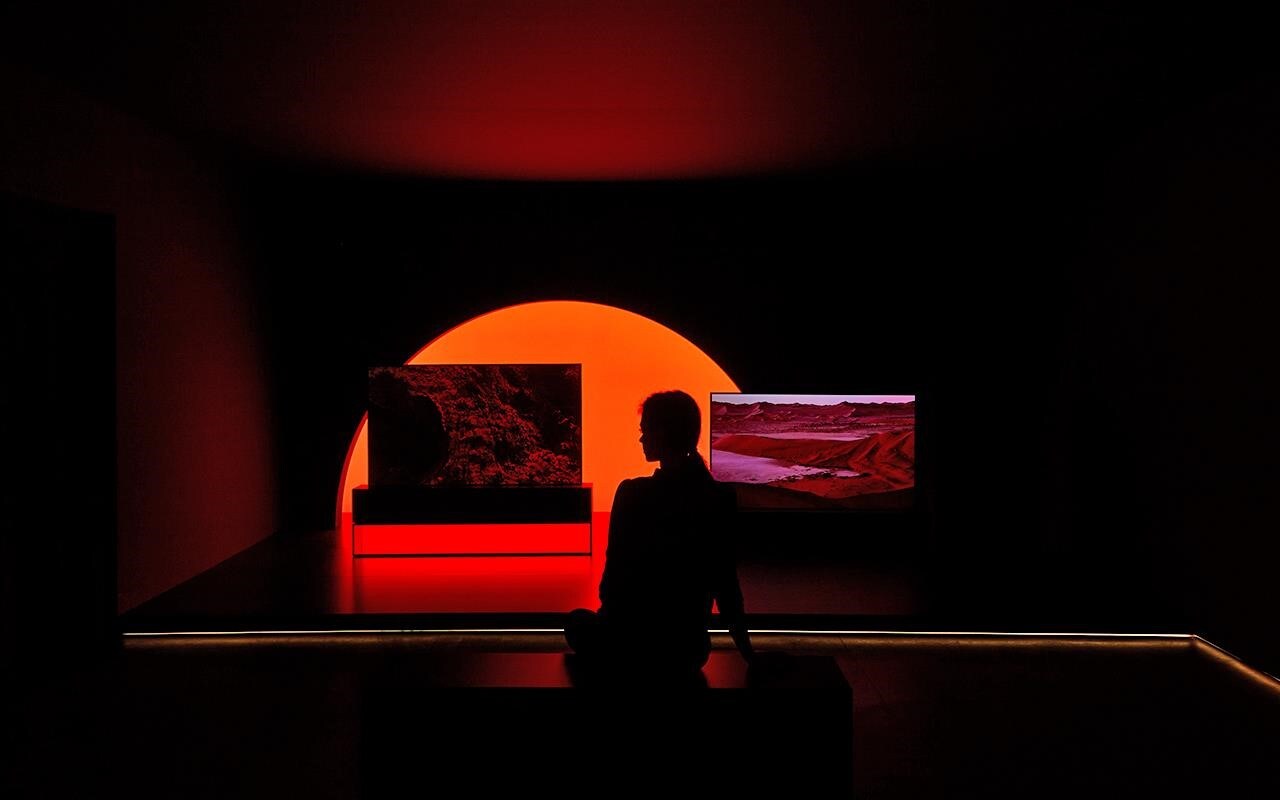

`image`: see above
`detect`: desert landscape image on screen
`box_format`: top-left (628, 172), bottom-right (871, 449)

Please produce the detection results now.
top-left (368, 364), bottom-right (582, 487)
top-left (711, 393), bottom-right (915, 510)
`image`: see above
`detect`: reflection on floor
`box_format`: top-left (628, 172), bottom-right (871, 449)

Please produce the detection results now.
top-left (123, 516), bottom-right (926, 628)
top-left (6, 634), bottom-right (1278, 798)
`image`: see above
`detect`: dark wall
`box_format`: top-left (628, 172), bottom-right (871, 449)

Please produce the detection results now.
top-left (241, 166), bottom-right (968, 537)
top-left (5, 4), bottom-right (1275, 673)
top-left (1, 195), bottom-right (114, 667)
top-left (242, 76), bottom-right (1278, 669)
top-left (244, 160), bottom-right (1080, 577)
top-left (243, 167), bottom-right (957, 520)
top-left (0, 66), bottom-right (280, 612)
top-left (1056, 78), bottom-right (1280, 671)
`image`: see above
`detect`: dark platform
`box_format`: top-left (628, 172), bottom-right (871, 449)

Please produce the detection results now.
top-left (361, 652), bottom-right (852, 796)
top-left (7, 635), bottom-right (1280, 798)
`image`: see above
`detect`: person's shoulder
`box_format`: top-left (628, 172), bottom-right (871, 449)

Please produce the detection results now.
top-left (614, 476), bottom-right (654, 500)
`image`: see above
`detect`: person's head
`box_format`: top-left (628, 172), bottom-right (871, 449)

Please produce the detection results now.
top-left (639, 390), bottom-right (702, 463)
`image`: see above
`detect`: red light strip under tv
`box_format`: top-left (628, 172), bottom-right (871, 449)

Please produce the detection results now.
top-left (353, 523), bottom-right (592, 557)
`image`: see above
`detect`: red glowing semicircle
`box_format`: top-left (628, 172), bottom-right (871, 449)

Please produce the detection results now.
top-left (335, 301), bottom-right (740, 526)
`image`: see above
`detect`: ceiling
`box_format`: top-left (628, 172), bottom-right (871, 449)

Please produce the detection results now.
top-left (2, 2), bottom-right (1270, 178)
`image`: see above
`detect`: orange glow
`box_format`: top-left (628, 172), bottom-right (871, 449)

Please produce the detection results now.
top-left (336, 301), bottom-right (739, 523)
top-left (353, 523), bottom-right (592, 556)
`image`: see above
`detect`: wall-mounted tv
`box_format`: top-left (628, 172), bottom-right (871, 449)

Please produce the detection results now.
top-left (710, 393), bottom-right (915, 510)
top-left (368, 364), bottom-right (582, 487)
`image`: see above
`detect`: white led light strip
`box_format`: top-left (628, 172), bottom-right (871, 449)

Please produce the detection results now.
top-left (123, 628), bottom-right (1192, 639)
top-left (119, 629), bottom-right (1280, 688)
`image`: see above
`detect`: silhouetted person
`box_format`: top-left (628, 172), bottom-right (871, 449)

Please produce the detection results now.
top-left (565, 390), bottom-right (754, 678)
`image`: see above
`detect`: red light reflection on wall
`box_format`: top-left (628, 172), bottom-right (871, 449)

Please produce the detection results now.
top-left (121, 2), bottom-right (883, 178)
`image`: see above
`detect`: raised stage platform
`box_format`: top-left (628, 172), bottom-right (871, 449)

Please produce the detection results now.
top-left (121, 515), bottom-right (930, 633)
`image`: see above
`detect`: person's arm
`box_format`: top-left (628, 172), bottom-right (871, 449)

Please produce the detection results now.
top-left (711, 483), bottom-right (747, 665)
top-left (715, 562), bottom-right (755, 662)
top-left (598, 479), bottom-right (635, 609)
top-left (711, 484), bottom-right (753, 662)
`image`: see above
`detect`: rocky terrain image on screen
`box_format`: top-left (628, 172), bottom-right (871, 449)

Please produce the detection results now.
top-left (369, 364), bottom-right (582, 487)
top-left (710, 394), bottom-right (915, 510)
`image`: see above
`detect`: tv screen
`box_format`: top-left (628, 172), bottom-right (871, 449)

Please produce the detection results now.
top-left (368, 364), bottom-right (582, 487)
top-left (710, 394), bottom-right (915, 510)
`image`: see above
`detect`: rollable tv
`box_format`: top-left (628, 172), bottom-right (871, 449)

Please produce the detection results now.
top-left (710, 393), bottom-right (915, 511)
top-left (355, 364), bottom-right (590, 557)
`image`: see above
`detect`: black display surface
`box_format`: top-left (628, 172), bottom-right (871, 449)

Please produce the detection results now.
top-left (351, 485), bottom-right (592, 525)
